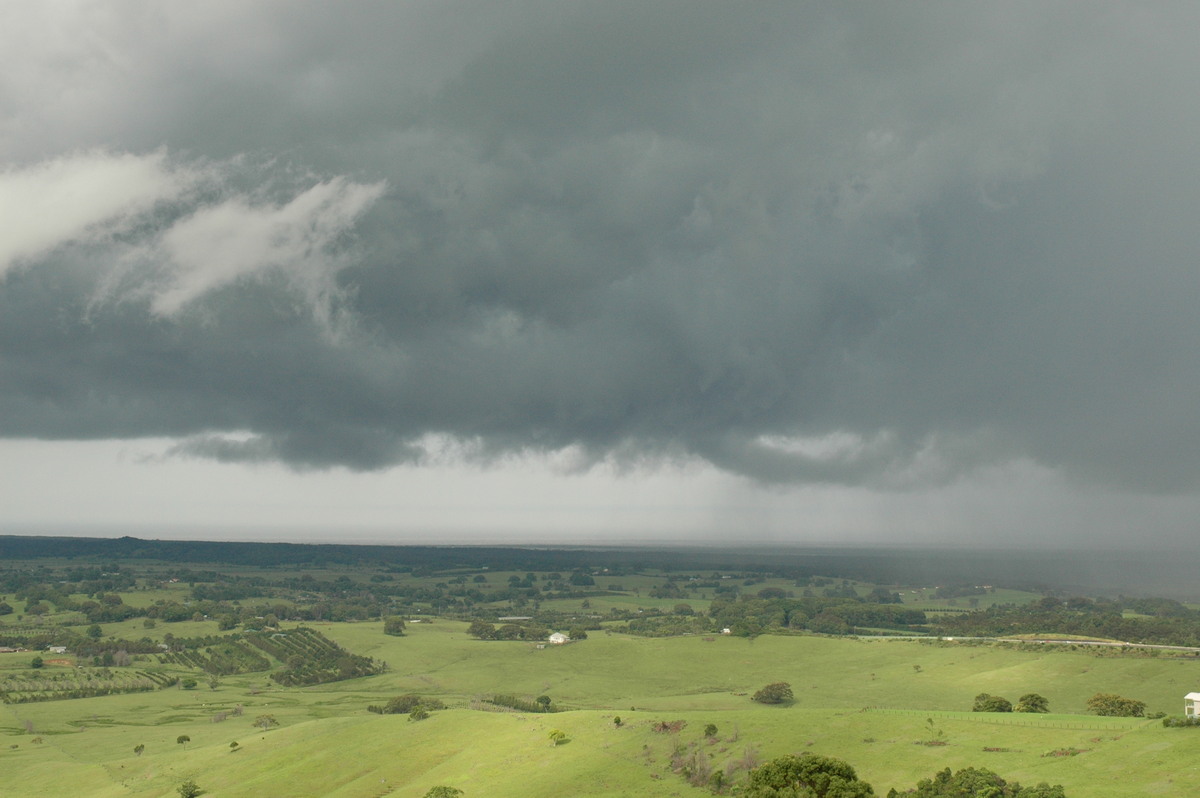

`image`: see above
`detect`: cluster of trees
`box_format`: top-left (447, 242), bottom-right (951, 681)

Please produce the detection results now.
top-left (1086, 693), bottom-right (1146, 717)
top-left (708, 595), bottom-right (927, 637)
top-left (972, 693), bottom-right (1049, 713)
top-left (466, 620), bottom-right (587, 642)
top-left (890, 766), bottom-right (1066, 797)
top-left (935, 595), bottom-right (1200, 648)
top-left (487, 694), bottom-right (555, 713)
top-left (735, 754), bottom-right (1067, 798)
top-left (367, 694), bottom-right (446, 717)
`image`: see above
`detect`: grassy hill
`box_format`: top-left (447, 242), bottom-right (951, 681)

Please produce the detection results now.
top-left (4, 620), bottom-right (1200, 796)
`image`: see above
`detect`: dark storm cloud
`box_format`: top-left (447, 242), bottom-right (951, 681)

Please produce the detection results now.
top-left (3, 2), bottom-right (1200, 488)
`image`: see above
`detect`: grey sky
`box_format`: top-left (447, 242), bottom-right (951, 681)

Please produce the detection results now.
top-left (3, 3), bottom-right (1200, 545)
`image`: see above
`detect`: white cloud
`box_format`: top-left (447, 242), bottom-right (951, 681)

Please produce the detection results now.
top-left (148, 176), bottom-right (386, 318)
top-left (0, 149), bottom-right (203, 277)
top-left (0, 149), bottom-right (386, 328)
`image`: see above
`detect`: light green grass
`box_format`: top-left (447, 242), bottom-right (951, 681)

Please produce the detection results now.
top-left (4, 622), bottom-right (1199, 796)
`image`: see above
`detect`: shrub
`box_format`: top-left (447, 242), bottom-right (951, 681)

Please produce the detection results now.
top-left (178, 780), bottom-right (202, 798)
top-left (1162, 715), bottom-right (1200, 727)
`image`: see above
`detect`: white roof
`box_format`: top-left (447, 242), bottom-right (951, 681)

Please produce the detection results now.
top-left (1185, 692), bottom-right (1200, 701)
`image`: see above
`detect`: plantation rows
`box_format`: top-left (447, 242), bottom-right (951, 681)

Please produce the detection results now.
top-left (244, 627), bottom-right (342, 661)
top-left (245, 627), bottom-right (384, 686)
top-left (157, 640), bottom-right (270, 675)
top-left (0, 668), bottom-right (176, 704)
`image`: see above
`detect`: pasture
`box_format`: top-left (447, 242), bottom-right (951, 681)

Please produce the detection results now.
top-left (3, 620), bottom-right (1198, 796)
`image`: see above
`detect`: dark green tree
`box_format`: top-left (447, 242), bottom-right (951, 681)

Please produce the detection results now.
top-left (887, 766), bottom-right (1066, 797)
top-left (1014, 693), bottom-right (1049, 713)
top-left (177, 780), bottom-right (202, 798)
top-left (752, 682), bottom-right (794, 704)
top-left (742, 752), bottom-right (874, 797)
top-left (1086, 693), bottom-right (1145, 717)
top-left (467, 620), bottom-right (495, 640)
top-left (30, 656), bottom-right (43, 669)
top-left (384, 616), bottom-right (407, 636)
top-left (972, 693), bottom-right (1013, 713)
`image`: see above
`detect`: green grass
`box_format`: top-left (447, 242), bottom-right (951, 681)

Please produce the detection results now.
top-left (3, 619), bottom-right (1198, 796)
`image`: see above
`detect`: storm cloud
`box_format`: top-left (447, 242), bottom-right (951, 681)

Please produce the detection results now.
top-left (4, 2), bottom-right (1200, 491)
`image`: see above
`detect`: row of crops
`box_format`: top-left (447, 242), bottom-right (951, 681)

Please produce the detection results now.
top-left (0, 668), bottom-right (176, 703)
top-left (244, 627), bottom-right (384, 686)
top-left (157, 640), bottom-right (271, 675)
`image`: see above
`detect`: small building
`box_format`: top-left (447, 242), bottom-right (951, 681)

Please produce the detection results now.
top-left (721, 628), bottom-right (732, 635)
top-left (47, 646), bottom-right (67, 654)
top-left (548, 632), bottom-right (570, 645)
top-left (1185, 692), bottom-right (1200, 718)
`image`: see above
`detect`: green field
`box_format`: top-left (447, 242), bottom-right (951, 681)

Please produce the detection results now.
top-left (3, 620), bottom-right (1199, 797)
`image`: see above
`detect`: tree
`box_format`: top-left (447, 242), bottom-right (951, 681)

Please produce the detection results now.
top-left (535, 695), bottom-right (552, 710)
top-left (133, 744), bottom-right (145, 756)
top-left (177, 780), bottom-right (202, 798)
top-left (0, 601), bottom-right (13, 615)
top-left (1014, 693), bottom-right (1049, 713)
top-left (176, 735), bottom-right (191, 745)
top-left (548, 729), bottom-right (568, 745)
top-left (704, 723), bottom-right (718, 738)
top-left (742, 752), bottom-right (874, 797)
top-left (30, 656), bottom-right (43, 669)
top-left (467, 620), bottom-right (495, 640)
top-left (424, 788), bottom-right (463, 798)
top-left (384, 616), bottom-right (407, 636)
top-left (253, 714), bottom-right (279, 730)
top-left (890, 766), bottom-right (1066, 797)
top-left (87, 624), bottom-right (102, 638)
top-left (409, 707), bottom-right (429, 721)
top-left (1086, 693), bottom-right (1146, 717)
top-left (972, 693), bottom-right (1013, 713)
top-left (181, 678), bottom-right (198, 690)
top-left (752, 682), bottom-right (794, 704)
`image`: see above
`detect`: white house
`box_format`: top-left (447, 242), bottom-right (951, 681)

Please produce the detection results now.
top-left (1185, 692), bottom-right (1200, 717)
top-left (47, 646), bottom-right (67, 654)
top-left (548, 632), bottom-right (570, 645)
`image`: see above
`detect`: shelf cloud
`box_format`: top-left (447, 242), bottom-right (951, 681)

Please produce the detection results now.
top-left (4, 2), bottom-right (1200, 494)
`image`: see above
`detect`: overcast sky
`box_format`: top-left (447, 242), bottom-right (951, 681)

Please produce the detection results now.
top-left (3, 2), bottom-right (1200, 548)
